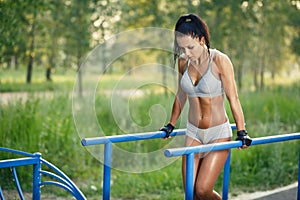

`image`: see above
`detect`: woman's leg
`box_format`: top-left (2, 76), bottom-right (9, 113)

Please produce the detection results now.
top-left (194, 138), bottom-right (231, 200)
top-left (182, 136), bottom-right (203, 200)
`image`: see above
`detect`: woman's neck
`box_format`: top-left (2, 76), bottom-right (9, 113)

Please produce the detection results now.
top-left (191, 49), bottom-right (210, 67)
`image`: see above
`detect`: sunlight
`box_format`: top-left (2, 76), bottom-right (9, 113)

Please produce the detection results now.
top-left (292, 0), bottom-right (300, 9)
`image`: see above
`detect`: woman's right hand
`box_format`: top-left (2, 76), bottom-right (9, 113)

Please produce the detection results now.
top-left (160, 123), bottom-right (174, 139)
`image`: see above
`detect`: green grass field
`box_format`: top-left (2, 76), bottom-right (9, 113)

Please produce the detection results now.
top-left (0, 67), bottom-right (300, 199)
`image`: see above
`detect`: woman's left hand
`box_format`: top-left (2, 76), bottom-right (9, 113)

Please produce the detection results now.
top-left (236, 130), bottom-right (252, 149)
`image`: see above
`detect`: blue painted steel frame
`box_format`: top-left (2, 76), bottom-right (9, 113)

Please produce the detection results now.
top-left (11, 167), bottom-right (25, 200)
top-left (299, 150), bottom-right (300, 200)
top-left (165, 132), bottom-right (300, 200)
top-left (81, 124), bottom-right (237, 200)
top-left (103, 142), bottom-right (112, 200)
top-left (82, 130), bottom-right (300, 200)
top-left (186, 153), bottom-right (194, 200)
top-left (222, 151), bottom-right (231, 200)
top-left (33, 153), bottom-right (41, 199)
top-left (0, 147), bottom-right (86, 200)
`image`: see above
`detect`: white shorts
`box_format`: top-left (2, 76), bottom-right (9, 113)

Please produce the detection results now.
top-left (186, 120), bottom-right (233, 144)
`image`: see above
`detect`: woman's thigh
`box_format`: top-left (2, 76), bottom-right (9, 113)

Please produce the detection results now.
top-left (194, 138), bottom-right (230, 192)
top-left (182, 136), bottom-right (203, 190)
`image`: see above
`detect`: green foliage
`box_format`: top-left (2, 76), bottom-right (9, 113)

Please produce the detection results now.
top-left (0, 82), bottom-right (299, 198)
top-left (111, 160), bottom-right (184, 200)
top-left (1, 1), bottom-right (299, 89)
top-left (241, 84), bottom-right (300, 135)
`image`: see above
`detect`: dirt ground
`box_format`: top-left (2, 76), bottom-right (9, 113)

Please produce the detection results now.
top-left (2, 190), bottom-right (73, 200)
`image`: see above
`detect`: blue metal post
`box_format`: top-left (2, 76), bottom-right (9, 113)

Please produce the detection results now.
top-left (222, 150), bottom-right (231, 200)
top-left (185, 153), bottom-right (194, 200)
top-left (32, 153), bottom-right (41, 200)
top-left (103, 142), bottom-right (112, 200)
top-left (0, 186), bottom-right (5, 200)
top-left (298, 150), bottom-right (300, 200)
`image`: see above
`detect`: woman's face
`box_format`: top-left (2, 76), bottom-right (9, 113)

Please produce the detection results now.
top-left (176, 35), bottom-right (205, 62)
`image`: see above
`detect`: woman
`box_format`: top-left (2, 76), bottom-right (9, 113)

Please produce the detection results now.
top-left (160, 13), bottom-right (251, 199)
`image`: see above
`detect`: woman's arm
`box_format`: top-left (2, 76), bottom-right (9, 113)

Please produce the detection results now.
top-left (169, 58), bottom-right (188, 126)
top-left (218, 53), bottom-right (252, 147)
top-left (217, 52), bottom-right (245, 131)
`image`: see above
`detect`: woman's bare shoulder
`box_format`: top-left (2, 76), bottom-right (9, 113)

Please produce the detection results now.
top-left (213, 49), bottom-right (232, 70)
top-left (213, 49), bottom-right (230, 62)
top-left (178, 54), bottom-right (188, 74)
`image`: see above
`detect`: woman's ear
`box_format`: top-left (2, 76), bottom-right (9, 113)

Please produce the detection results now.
top-left (200, 36), bottom-right (205, 45)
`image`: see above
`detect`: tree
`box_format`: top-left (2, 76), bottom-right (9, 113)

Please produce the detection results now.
top-left (41, 1), bottom-right (66, 81)
top-left (246, 1), bottom-right (291, 90)
top-left (65, 0), bottom-right (90, 93)
top-left (0, 0), bottom-right (27, 70)
top-left (289, 0), bottom-right (300, 58)
top-left (1, 0), bottom-right (298, 89)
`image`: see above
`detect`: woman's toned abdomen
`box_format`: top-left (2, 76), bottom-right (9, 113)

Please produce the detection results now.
top-left (187, 95), bottom-right (227, 129)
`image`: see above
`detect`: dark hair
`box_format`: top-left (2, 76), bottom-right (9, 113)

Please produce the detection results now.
top-left (173, 14), bottom-right (210, 66)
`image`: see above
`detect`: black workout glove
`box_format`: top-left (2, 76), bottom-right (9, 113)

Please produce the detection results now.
top-left (235, 130), bottom-right (252, 146)
top-left (160, 123), bottom-right (174, 138)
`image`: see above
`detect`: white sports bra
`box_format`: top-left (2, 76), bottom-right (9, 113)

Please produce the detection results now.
top-left (180, 49), bottom-right (224, 98)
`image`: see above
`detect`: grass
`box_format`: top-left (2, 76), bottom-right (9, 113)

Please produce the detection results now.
top-left (0, 67), bottom-right (299, 199)
top-left (0, 67), bottom-right (76, 92)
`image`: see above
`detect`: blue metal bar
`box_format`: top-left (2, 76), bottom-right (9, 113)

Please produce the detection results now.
top-left (222, 151), bottom-right (231, 200)
top-left (32, 153), bottom-right (41, 200)
top-left (41, 159), bottom-right (81, 189)
top-left (82, 129), bottom-right (186, 146)
top-left (40, 171), bottom-right (86, 200)
top-left (0, 147), bottom-right (35, 157)
top-left (103, 142), bottom-right (112, 200)
top-left (0, 187), bottom-right (5, 200)
top-left (165, 133), bottom-right (300, 157)
top-left (40, 170), bottom-right (75, 190)
top-left (185, 153), bottom-right (194, 200)
top-left (41, 181), bottom-right (78, 198)
top-left (165, 140), bottom-right (241, 157)
top-left (81, 124), bottom-right (237, 146)
top-left (41, 159), bottom-right (86, 199)
top-left (251, 133), bottom-right (300, 145)
top-left (11, 167), bottom-right (25, 200)
top-left (0, 157), bottom-right (39, 168)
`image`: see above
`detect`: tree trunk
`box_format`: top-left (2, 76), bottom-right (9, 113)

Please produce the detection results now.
top-left (6, 59), bottom-right (11, 69)
top-left (46, 67), bottom-right (52, 81)
top-left (237, 63), bottom-right (243, 89)
top-left (259, 54), bottom-right (266, 91)
top-left (253, 68), bottom-right (258, 90)
top-left (26, 56), bottom-right (33, 83)
top-left (14, 55), bottom-right (19, 70)
top-left (260, 68), bottom-right (264, 91)
top-left (162, 56), bottom-right (167, 96)
top-left (26, 8), bottom-right (36, 84)
top-left (77, 50), bottom-right (83, 97)
top-left (46, 54), bottom-right (55, 81)
top-left (77, 66), bottom-right (83, 98)
top-left (187, 0), bottom-right (192, 12)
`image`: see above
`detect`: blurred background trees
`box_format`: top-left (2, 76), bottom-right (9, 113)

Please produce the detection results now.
top-left (1, 0), bottom-right (299, 90)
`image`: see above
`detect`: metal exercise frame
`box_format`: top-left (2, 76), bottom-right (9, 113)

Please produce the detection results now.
top-left (81, 124), bottom-right (237, 200)
top-left (165, 132), bottom-right (300, 200)
top-left (0, 147), bottom-right (86, 200)
top-left (82, 126), bottom-right (300, 200)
